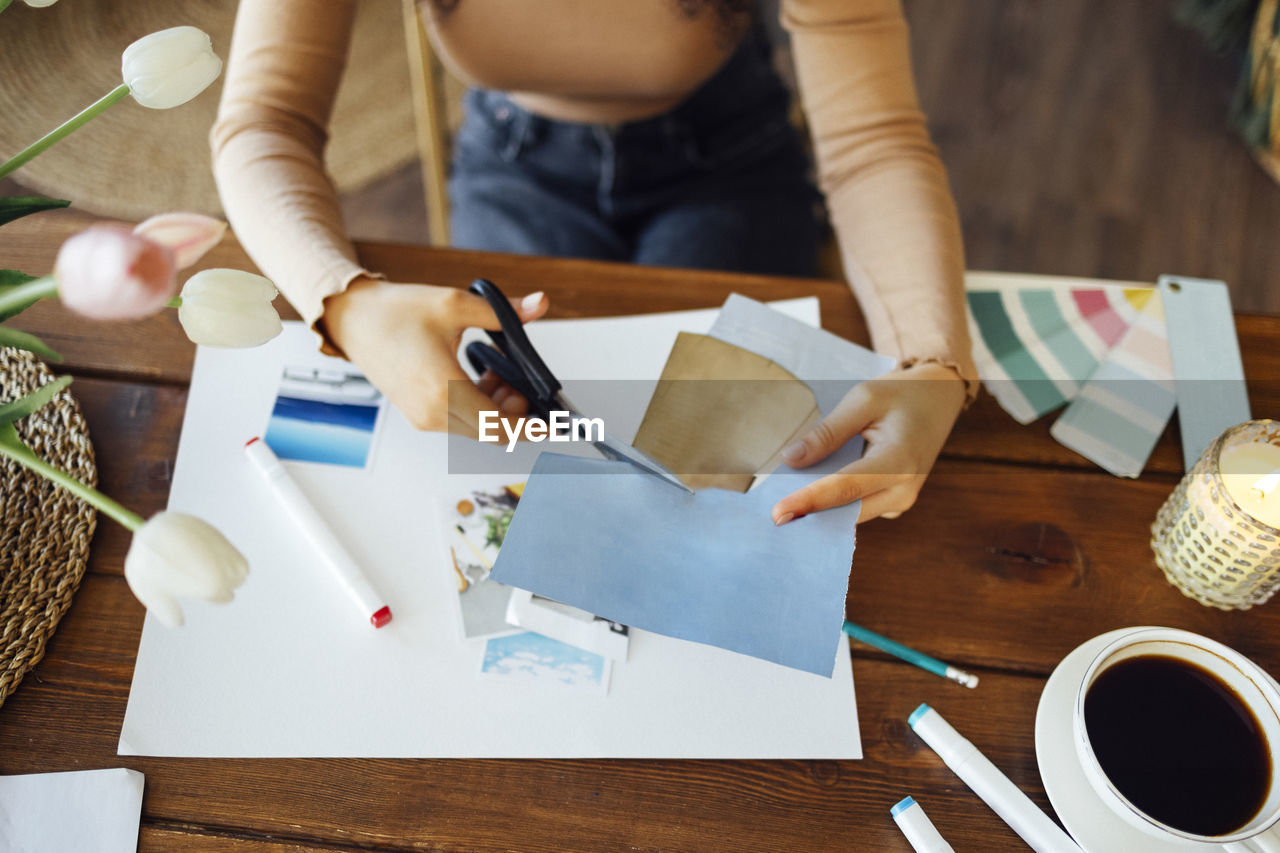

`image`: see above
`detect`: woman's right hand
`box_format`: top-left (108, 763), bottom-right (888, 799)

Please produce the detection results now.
top-left (321, 276), bottom-right (549, 435)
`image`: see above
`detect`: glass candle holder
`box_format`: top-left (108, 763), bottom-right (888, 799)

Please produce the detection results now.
top-left (1150, 420), bottom-right (1280, 610)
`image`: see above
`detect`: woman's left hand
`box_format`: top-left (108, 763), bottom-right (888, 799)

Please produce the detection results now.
top-left (770, 361), bottom-right (967, 524)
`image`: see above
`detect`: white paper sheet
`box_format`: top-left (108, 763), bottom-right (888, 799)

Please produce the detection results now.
top-left (120, 298), bottom-right (863, 758)
top-left (0, 768), bottom-right (144, 853)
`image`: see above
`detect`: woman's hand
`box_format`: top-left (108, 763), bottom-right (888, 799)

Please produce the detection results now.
top-left (322, 276), bottom-right (549, 434)
top-left (770, 362), bottom-right (966, 524)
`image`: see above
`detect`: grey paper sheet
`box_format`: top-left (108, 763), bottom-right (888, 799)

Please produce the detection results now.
top-left (491, 296), bottom-right (895, 676)
top-left (709, 294), bottom-right (897, 405)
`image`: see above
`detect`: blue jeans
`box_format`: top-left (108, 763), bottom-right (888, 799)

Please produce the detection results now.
top-left (448, 31), bottom-right (823, 277)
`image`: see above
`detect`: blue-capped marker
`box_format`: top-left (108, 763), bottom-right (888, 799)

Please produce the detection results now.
top-left (891, 796), bottom-right (955, 853)
top-left (909, 705), bottom-right (1081, 852)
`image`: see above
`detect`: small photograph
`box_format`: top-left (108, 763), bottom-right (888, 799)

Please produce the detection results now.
top-left (263, 365), bottom-right (383, 468)
top-left (446, 482), bottom-right (525, 639)
top-left (480, 631), bottom-right (611, 694)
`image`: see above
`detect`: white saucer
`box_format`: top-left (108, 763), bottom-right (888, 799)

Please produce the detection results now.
top-left (1035, 628), bottom-right (1220, 852)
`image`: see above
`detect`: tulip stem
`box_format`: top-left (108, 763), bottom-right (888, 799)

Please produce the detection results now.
top-left (0, 275), bottom-right (57, 316)
top-left (0, 0), bottom-right (12, 15)
top-left (0, 84), bottom-right (131, 180)
top-left (0, 425), bottom-right (146, 531)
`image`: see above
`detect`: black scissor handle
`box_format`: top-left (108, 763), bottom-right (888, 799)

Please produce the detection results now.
top-left (465, 340), bottom-right (552, 421)
top-left (468, 278), bottom-right (561, 403)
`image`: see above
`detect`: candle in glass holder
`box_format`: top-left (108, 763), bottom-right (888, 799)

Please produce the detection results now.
top-left (1220, 441), bottom-right (1280, 528)
top-left (1151, 420), bottom-right (1280, 610)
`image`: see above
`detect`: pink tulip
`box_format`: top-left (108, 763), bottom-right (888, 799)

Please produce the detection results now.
top-left (134, 212), bottom-right (227, 270)
top-left (54, 225), bottom-right (177, 320)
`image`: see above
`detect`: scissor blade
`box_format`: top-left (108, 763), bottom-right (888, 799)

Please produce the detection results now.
top-left (551, 392), bottom-right (692, 494)
top-left (593, 433), bottom-right (694, 494)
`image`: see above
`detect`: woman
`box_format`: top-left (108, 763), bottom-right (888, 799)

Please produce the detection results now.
top-left (211, 0), bottom-right (977, 523)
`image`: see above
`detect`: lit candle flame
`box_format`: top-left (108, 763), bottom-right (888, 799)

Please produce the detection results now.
top-left (1252, 469), bottom-right (1280, 501)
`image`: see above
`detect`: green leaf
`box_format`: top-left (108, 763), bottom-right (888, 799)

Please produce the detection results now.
top-left (0, 270), bottom-right (42, 322)
top-left (0, 421), bottom-right (27, 452)
top-left (0, 375), bottom-right (72, 427)
top-left (0, 325), bottom-right (61, 361)
top-left (0, 270), bottom-right (37, 288)
top-left (0, 196), bottom-right (71, 227)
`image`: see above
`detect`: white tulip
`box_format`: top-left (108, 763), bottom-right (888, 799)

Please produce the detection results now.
top-left (177, 269), bottom-right (283, 348)
top-left (21, 0), bottom-right (59, 7)
top-left (124, 512), bottom-right (249, 628)
top-left (122, 26), bottom-right (222, 110)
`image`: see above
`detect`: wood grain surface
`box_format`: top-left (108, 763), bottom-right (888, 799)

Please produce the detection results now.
top-left (3, 205), bottom-right (1280, 849)
top-left (7, 209), bottom-right (1280, 480)
top-left (2, 573), bottom-right (1041, 852)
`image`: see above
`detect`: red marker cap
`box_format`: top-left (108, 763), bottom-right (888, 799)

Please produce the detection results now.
top-left (371, 606), bottom-right (393, 628)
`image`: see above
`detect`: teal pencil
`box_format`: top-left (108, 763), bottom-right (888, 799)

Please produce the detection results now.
top-left (842, 620), bottom-right (979, 688)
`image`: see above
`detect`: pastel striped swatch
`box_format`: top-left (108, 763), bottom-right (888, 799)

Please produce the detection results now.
top-left (965, 272), bottom-right (1175, 477)
top-left (1049, 294), bottom-right (1175, 477)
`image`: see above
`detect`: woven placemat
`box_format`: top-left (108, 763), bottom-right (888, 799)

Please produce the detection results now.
top-left (0, 348), bottom-right (97, 709)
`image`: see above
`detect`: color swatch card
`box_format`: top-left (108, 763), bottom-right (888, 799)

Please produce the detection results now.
top-left (967, 271), bottom-right (1157, 424)
top-left (966, 271), bottom-right (1176, 477)
top-left (1157, 275), bottom-right (1251, 468)
top-left (1050, 293), bottom-right (1176, 477)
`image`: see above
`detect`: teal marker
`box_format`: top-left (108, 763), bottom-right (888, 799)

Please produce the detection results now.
top-left (842, 621), bottom-right (979, 688)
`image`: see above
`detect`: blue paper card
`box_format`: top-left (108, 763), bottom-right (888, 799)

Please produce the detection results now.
top-left (490, 452), bottom-right (861, 677)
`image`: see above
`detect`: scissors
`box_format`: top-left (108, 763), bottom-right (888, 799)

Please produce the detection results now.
top-left (464, 278), bottom-right (693, 494)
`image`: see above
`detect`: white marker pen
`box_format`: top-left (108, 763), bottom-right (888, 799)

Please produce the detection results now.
top-left (890, 797), bottom-right (954, 853)
top-left (909, 705), bottom-right (1080, 853)
top-left (244, 437), bottom-right (392, 628)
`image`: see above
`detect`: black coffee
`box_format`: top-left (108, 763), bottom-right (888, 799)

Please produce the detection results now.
top-left (1084, 654), bottom-right (1271, 837)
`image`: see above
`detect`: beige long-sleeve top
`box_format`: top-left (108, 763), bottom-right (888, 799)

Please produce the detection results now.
top-left (211, 0), bottom-right (978, 392)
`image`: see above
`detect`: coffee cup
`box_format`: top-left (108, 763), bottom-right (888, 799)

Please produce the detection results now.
top-left (1073, 627), bottom-right (1280, 850)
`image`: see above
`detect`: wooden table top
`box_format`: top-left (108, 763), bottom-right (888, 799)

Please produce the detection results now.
top-left (3, 210), bottom-right (1279, 851)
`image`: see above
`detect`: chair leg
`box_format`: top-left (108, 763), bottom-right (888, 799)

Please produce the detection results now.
top-left (402, 0), bottom-right (452, 247)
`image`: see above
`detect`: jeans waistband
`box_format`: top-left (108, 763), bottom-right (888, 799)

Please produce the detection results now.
top-left (465, 23), bottom-right (791, 154)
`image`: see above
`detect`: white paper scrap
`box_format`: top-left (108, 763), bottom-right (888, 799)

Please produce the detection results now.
top-left (0, 768), bottom-right (144, 853)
